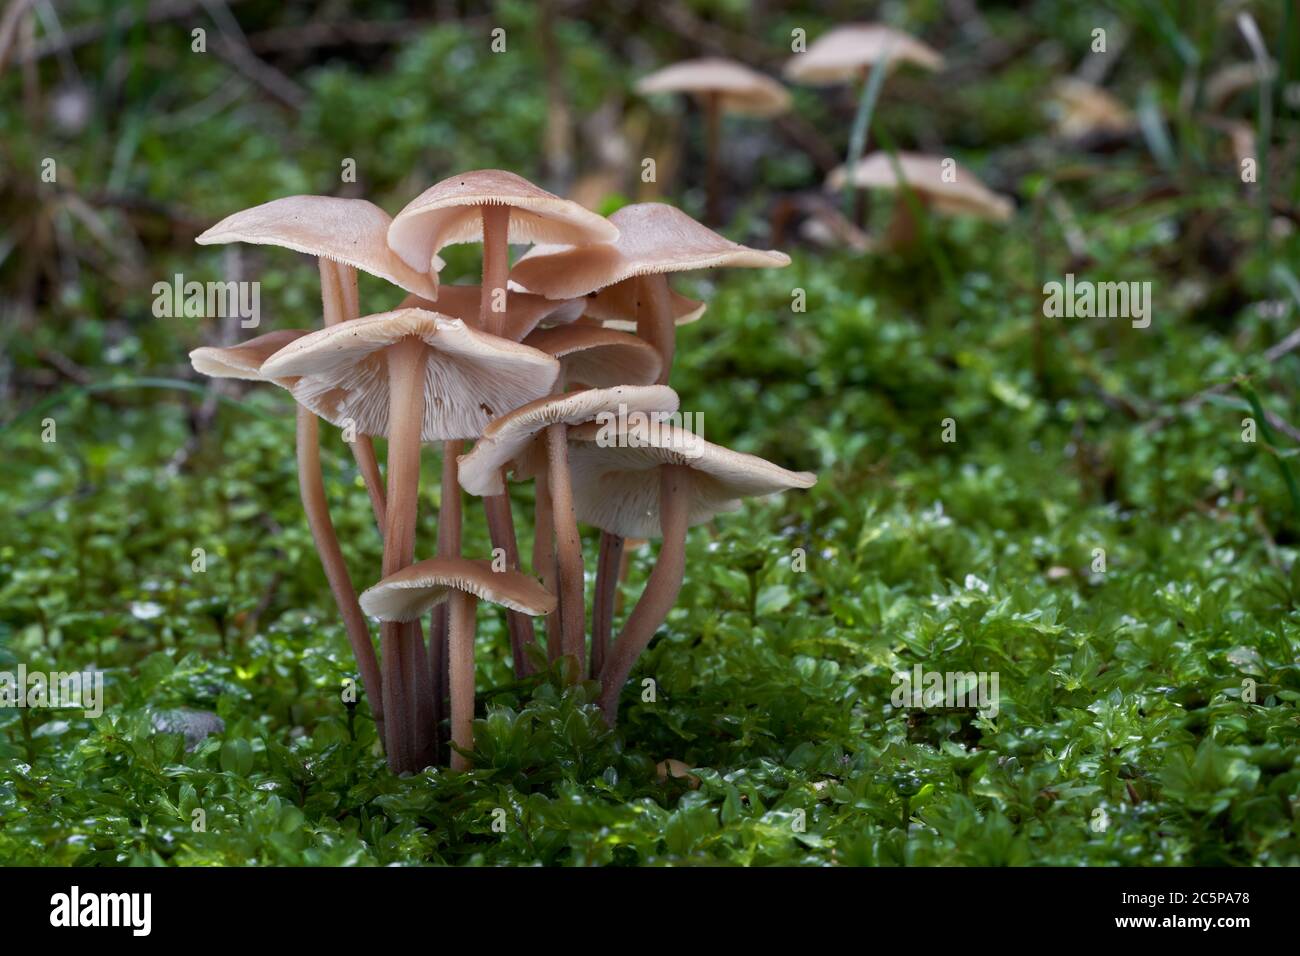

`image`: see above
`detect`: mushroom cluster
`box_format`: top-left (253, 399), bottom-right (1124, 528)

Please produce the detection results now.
top-left (189, 171), bottom-right (814, 774)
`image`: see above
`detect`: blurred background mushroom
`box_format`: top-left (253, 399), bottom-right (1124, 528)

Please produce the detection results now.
top-left (785, 24), bottom-right (943, 224)
top-left (826, 151), bottom-right (1013, 250)
top-left (635, 59), bottom-right (790, 224)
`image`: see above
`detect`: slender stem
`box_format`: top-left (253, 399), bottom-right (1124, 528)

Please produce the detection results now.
top-left (705, 91), bottom-right (721, 225)
top-left (598, 465), bottom-right (690, 725)
top-left (884, 196), bottom-right (921, 249)
top-left (480, 204), bottom-right (511, 337)
top-left (844, 58), bottom-right (890, 220)
top-left (546, 422), bottom-right (585, 675)
top-left (430, 439), bottom-right (462, 746)
top-left (352, 439), bottom-right (387, 528)
top-left (381, 336), bottom-right (427, 772)
top-left (295, 407), bottom-right (384, 743)
top-left (616, 542), bottom-right (634, 615)
top-left (533, 466), bottom-right (558, 662)
top-left (592, 531), bottom-right (624, 680)
top-left (319, 259), bottom-right (387, 528)
top-left (637, 274), bottom-right (676, 385)
top-left (406, 618), bottom-right (434, 769)
top-left (448, 589), bottom-right (477, 772)
top-left (485, 491), bottom-right (536, 678)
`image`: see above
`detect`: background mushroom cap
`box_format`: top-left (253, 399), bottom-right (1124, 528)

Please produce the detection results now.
top-left (195, 195), bottom-right (439, 298)
top-left (387, 169), bottom-right (619, 274)
top-left (826, 152), bottom-right (1014, 221)
top-left (1049, 78), bottom-right (1134, 138)
top-left (259, 307), bottom-right (559, 442)
top-left (189, 329), bottom-right (307, 384)
top-left (581, 282), bottom-right (706, 330)
top-left (523, 325), bottom-right (663, 390)
top-left (636, 58), bottom-right (791, 117)
top-left (457, 384), bottom-right (680, 497)
top-left (359, 557), bottom-right (555, 622)
top-left (565, 421), bottom-right (816, 539)
top-left (398, 287), bottom-right (584, 340)
top-left (784, 24), bottom-right (944, 84)
top-left (510, 202), bottom-right (791, 299)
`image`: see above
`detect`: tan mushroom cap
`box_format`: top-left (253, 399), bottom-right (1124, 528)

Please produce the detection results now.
top-left (826, 152), bottom-right (1014, 221)
top-left (581, 282), bottom-right (707, 331)
top-left (565, 420), bottom-right (816, 539)
top-left (1050, 78), bottom-right (1134, 138)
top-left (637, 58), bottom-right (791, 117)
top-left (189, 329), bottom-right (307, 384)
top-left (457, 385), bottom-right (680, 497)
top-left (398, 288), bottom-right (584, 341)
top-left (196, 195), bottom-right (439, 299)
top-left (387, 169), bottom-right (619, 275)
top-left (1205, 61), bottom-right (1276, 110)
top-left (510, 202), bottom-right (791, 300)
top-left (522, 325), bottom-right (663, 390)
top-left (259, 308), bottom-right (559, 442)
top-left (359, 557), bottom-right (555, 623)
top-left (784, 24), bottom-right (943, 84)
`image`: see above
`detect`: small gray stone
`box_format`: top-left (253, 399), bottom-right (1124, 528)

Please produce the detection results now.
top-left (151, 708), bottom-right (225, 751)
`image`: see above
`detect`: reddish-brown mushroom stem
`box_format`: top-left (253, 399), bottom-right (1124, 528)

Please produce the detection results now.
top-left (598, 464), bottom-right (690, 724)
top-left (591, 530), bottom-right (625, 679)
top-left (295, 407), bottom-right (385, 744)
top-left (636, 274), bottom-right (676, 385)
top-left (380, 335), bottom-right (427, 772)
top-left (480, 204), bottom-right (511, 337)
top-left (533, 468), bottom-right (558, 663)
top-left (429, 439), bottom-right (462, 740)
top-left (484, 491), bottom-right (536, 678)
top-left (478, 203), bottom-right (535, 674)
top-left (319, 259), bottom-right (387, 527)
top-left (884, 195), bottom-right (923, 249)
top-left (705, 91), bottom-right (722, 225)
top-left (546, 422), bottom-right (585, 676)
top-left (447, 589), bottom-right (478, 771)
top-left (405, 618), bottom-right (435, 768)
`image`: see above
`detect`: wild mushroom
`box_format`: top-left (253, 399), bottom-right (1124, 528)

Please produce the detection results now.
top-left (399, 286), bottom-right (585, 341)
top-left (1049, 78), bottom-right (1134, 141)
top-left (197, 195), bottom-right (442, 525)
top-left (635, 59), bottom-right (790, 223)
top-left (387, 169), bottom-right (617, 338)
top-left (513, 203), bottom-right (789, 660)
top-left (261, 307), bottom-right (559, 772)
top-left (784, 24), bottom-right (943, 221)
top-left (458, 385), bottom-right (678, 676)
top-left (825, 151), bottom-right (1013, 249)
top-left (188, 329), bottom-right (386, 747)
top-left (559, 420), bottom-right (816, 724)
top-left (784, 24), bottom-right (943, 86)
top-left (389, 171), bottom-right (617, 681)
top-left (510, 202), bottom-right (790, 385)
top-left (359, 558), bottom-right (554, 771)
top-left (580, 283), bottom-right (705, 333)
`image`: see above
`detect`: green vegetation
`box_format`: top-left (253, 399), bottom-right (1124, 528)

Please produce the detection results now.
top-left (1, 1), bottom-right (1298, 866)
